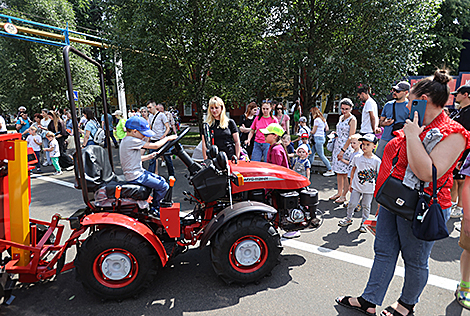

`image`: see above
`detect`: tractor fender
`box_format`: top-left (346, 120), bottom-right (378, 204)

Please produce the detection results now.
top-left (199, 201), bottom-right (277, 249)
top-left (80, 212), bottom-right (168, 267)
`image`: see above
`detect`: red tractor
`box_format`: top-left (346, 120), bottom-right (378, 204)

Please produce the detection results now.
top-left (0, 46), bottom-right (322, 302)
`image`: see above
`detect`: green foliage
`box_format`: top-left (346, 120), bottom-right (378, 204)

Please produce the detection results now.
top-left (0, 0), bottom-right (100, 114)
top-left (103, 0), bottom-right (270, 133)
top-left (419, 0), bottom-right (470, 75)
top-left (269, 0), bottom-right (441, 111)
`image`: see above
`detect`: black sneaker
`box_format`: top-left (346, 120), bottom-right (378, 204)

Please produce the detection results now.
top-left (149, 206), bottom-right (160, 217)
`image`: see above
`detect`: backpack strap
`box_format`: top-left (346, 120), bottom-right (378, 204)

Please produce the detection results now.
top-left (392, 101), bottom-right (397, 122)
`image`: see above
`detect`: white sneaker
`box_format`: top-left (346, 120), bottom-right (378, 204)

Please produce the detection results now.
top-left (65, 166), bottom-right (74, 171)
top-left (43, 162), bottom-right (49, 166)
top-left (451, 206), bottom-right (463, 218)
top-left (456, 221), bottom-right (462, 232)
top-left (53, 171), bottom-right (63, 176)
top-left (282, 231), bottom-right (301, 238)
top-left (161, 160), bottom-right (166, 167)
top-left (323, 170), bottom-right (335, 177)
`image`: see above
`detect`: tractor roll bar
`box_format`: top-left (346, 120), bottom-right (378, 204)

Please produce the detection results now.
top-left (63, 45), bottom-right (113, 210)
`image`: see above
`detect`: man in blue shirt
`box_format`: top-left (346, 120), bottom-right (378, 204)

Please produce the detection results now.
top-left (16, 112), bottom-right (31, 138)
top-left (376, 81), bottom-right (410, 158)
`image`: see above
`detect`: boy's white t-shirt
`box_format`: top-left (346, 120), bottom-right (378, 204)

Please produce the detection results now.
top-left (26, 134), bottom-right (42, 151)
top-left (49, 139), bottom-right (60, 158)
top-left (350, 153), bottom-right (381, 194)
top-left (119, 136), bottom-right (146, 181)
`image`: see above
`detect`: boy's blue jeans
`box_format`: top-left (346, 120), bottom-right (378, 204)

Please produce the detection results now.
top-left (361, 206), bottom-right (451, 306)
top-left (129, 170), bottom-right (169, 208)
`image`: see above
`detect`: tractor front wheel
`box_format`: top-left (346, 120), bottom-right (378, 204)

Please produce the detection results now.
top-left (210, 214), bottom-right (282, 284)
top-left (75, 227), bottom-right (160, 300)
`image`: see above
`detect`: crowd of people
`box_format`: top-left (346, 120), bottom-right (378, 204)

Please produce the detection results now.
top-left (9, 67), bottom-right (470, 314)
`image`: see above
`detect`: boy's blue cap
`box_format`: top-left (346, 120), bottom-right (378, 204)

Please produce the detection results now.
top-left (125, 116), bottom-right (156, 138)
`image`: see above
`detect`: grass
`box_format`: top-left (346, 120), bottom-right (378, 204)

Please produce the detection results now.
top-left (180, 132), bottom-right (202, 146)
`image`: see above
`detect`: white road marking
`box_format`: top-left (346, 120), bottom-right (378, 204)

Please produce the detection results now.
top-left (282, 238), bottom-right (458, 292)
top-left (30, 175), bottom-right (460, 292)
top-left (30, 174), bottom-right (75, 188)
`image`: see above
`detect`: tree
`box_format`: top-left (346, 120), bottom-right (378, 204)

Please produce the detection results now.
top-left (419, 0), bottom-right (470, 75)
top-left (0, 0), bottom-right (100, 115)
top-left (103, 0), bottom-right (270, 134)
top-left (268, 0), bottom-right (441, 113)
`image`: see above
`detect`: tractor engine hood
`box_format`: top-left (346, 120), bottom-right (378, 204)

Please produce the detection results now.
top-left (230, 161), bottom-right (310, 193)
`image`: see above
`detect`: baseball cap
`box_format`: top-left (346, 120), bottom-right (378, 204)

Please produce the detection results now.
top-left (392, 81), bottom-right (411, 91)
top-left (359, 133), bottom-right (378, 144)
top-left (112, 109), bottom-right (123, 116)
top-left (301, 133), bottom-right (309, 138)
top-left (260, 123), bottom-right (285, 137)
top-left (299, 116), bottom-right (307, 122)
top-left (296, 144), bottom-right (309, 155)
top-left (125, 116), bottom-right (156, 137)
top-left (451, 85), bottom-right (470, 95)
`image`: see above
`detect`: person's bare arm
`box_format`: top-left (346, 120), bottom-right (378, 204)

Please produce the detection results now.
top-left (141, 151), bottom-right (157, 162)
top-left (306, 167), bottom-right (310, 179)
top-left (337, 118), bottom-right (357, 159)
top-left (162, 122), bottom-right (170, 139)
top-left (143, 135), bottom-right (178, 150)
top-left (233, 132), bottom-right (241, 159)
top-left (245, 129), bottom-right (255, 145)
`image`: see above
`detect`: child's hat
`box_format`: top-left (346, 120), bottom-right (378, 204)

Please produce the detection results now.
top-left (296, 144), bottom-right (309, 155)
top-left (260, 123), bottom-right (285, 137)
top-left (125, 116), bottom-right (156, 138)
top-left (359, 133), bottom-right (378, 144)
top-left (301, 133), bottom-right (309, 138)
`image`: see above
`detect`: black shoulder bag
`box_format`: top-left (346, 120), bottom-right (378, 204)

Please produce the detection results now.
top-left (375, 149), bottom-right (431, 221)
top-left (412, 165), bottom-right (449, 241)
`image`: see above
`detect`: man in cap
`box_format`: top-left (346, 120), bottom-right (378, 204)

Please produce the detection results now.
top-left (449, 85), bottom-right (470, 219)
top-left (376, 81), bottom-right (411, 158)
top-left (357, 86), bottom-right (379, 135)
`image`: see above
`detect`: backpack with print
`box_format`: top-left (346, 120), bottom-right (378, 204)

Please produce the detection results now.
top-left (93, 119), bottom-right (106, 146)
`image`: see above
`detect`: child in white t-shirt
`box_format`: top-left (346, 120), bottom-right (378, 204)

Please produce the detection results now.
top-left (26, 126), bottom-right (43, 173)
top-left (339, 134), bottom-right (381, 233)
top-left (339, 134), bottom-right (363, 208)
top-left (44, 131), bottom-right (62, 175)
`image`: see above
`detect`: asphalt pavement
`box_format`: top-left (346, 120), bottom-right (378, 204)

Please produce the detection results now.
top-left (2, 145), bottom-right (470, 316)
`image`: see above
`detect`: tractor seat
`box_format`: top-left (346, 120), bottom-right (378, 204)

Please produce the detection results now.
top-left (104, 181), bottom-right (152, 200)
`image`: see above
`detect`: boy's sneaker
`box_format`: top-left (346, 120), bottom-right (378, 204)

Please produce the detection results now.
top-left (282, 231), bottom-right (301, 239)
top-left (338, 218), bottom-right (352, 227)
top-left (149, 206), bottom-right (160, 218)
top-left (161, 160), bottom-right (166, 167)
top-left (451, 206), bottom-right (464, 218)
top-left (323, 170), bottom-right (335, 177)
top-left (53, 171), bottom-right (63, 176)
top-left (359, 225), bottom-right (367, 233)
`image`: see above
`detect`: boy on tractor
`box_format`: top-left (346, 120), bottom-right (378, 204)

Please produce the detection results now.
top-left (120, 116), bottom-right (177, 215)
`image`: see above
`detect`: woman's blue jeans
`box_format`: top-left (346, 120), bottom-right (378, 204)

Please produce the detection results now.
top-left (251, 141), bottom-right (270, 162)
top-left (361, 206), bottom-right (451, 306)
top-left (310, 136), bottom-right (331, 171)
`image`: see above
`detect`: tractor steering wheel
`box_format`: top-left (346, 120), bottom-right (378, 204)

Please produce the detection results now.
top-left (154, 126), bottom-right (190, 160)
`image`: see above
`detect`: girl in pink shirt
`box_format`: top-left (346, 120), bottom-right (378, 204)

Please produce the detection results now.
top-left (245, 102), bottom-right (278, 161)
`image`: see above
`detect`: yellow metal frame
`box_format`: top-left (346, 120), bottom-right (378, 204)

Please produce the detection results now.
top-left (8, 139), bottom-right (30, 266)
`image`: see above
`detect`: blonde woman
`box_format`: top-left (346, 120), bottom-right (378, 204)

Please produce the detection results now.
top-left (202, 96), bottom-right (241, 160)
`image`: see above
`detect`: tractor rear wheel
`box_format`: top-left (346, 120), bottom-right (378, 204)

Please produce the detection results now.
top-left (210, 214), bottom-right (282, 284)
top-left (75, 227), bottom-right (160, 300)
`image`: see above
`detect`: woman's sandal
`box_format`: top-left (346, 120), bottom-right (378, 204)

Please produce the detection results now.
top-left (455, 285), bottom-right (470, 310)
top-left (381, 299), bottom-right (415, 316)
top-left (329, 194), bottom-right (341, 200)
top-left (335, 296), bottom-right (376, 316)
top-left (335, 196), bottom-right (347, 204)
